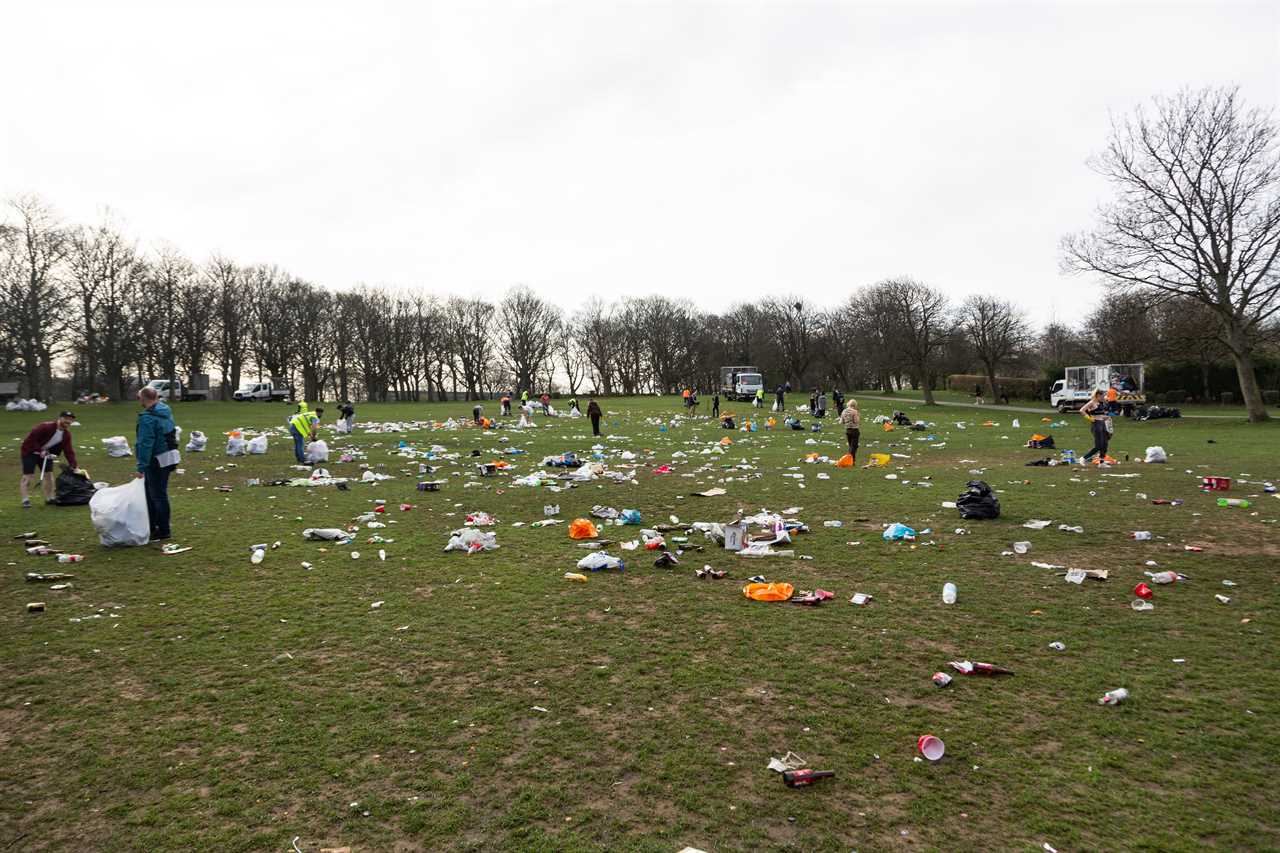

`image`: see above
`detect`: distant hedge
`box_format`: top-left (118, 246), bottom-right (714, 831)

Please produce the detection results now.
top-left (945, 375), bottom-right (1040, 399)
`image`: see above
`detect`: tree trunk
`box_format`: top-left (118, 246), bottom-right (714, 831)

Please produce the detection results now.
top-left (1199, 356), bottom-right (1212, 402)
top-left (1224, 322), bottom-right (1269, 422)
top-left (921, 372), bottom-right (936, 405)
top-left (983, 365), bottom-right (998, 401)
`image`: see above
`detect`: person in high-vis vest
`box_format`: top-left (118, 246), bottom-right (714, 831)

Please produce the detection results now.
top-left (289, 407), bottom-right (323, 463)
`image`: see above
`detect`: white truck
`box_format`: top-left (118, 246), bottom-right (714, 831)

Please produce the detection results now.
top-left (719, 366), bottom-right (764, 402)
top-left (145, 375), bottom-right (212, 402)
top-left (1050, 363), bottom-right (1145, 415)
top-left (233, 379), bottom-right (292, 402)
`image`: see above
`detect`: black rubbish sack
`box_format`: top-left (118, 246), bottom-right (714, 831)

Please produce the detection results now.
top-left (956, 479), bottom-right (1000, 520)
top-left (53, 465), bottom-right (96, 506)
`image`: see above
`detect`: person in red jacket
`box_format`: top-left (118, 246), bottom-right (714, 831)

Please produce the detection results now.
top-left (20, 411), bottom-right (79, 508)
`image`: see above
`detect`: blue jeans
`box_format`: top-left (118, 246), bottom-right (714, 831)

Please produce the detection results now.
top-left (143, 461), bottom-right (172, 539)
top-left (290, 426), bottom-right (306, 463)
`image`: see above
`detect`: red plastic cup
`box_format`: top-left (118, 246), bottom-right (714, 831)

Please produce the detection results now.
top-left (1133, 582), bottom-right (1153, 600)
top-left (917, 734), bottom-right (945, 761)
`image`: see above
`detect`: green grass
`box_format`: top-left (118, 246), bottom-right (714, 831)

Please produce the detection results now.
top-left (1, 397), bottom-right (1277, 852)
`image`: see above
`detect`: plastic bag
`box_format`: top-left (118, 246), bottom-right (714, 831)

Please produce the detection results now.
top-left (306, 440), bottom-right (329, 462)
top-left (334, 419), bottom-right (352, 434)
top-left (102, 435), bottom-right (132, 457)
top-left (1145, 446), bottom-right (1167, 464)
top-left (956, 480), bottom-right (1001, 520)
top-left (868, 453), bottom-right (891, 467)
top-left (226, 436), bottom-right (247, 456)
top-left (185, 430), bottom-right (208, 452)
top-left (743, 582), bottom-right (794, 601)
top-left (53, 465), bottom-right (96, 506)
top-left (568, 518), bottom-right (599, 539)
top-left (835, 454), bottom-right (853, 468)
top-left (247, 434), bottom-right (269, 454)
top-left (89, 478), bottom-right (150, 547)
top-left (882, 522), bottom-right (916, 541)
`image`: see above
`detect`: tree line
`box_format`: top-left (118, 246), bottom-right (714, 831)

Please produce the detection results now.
top-left (2, 87), bottom-right (1277, 418)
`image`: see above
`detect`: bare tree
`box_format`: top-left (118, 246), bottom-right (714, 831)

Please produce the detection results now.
top-left (1081, 291), bottom-right (1160, 363)
top-left (0, 196), bottom-right (71, 399)
top-left (762, 296), bottom-right (820, 388)
top-left (556, 319), bottom-right (586, 395)
top-left (208, 255), bottom-right (250, 399)
top-left (576, 297), bottom-right (616, 394)
top-left (176, 274), bottom-right (218, 380)
top-left (1063, 86), bottom-right (1280, 421)
top-left (142, 246), bottom-right (194, 384)
top-left (878, 277), bottom-right (953, 404)
top-left (496, 285), bottom-right (560, 394)
top-left (959, 294), bottom-right (1032, 399)
top-left (446, 296), bottom-right (495, 399)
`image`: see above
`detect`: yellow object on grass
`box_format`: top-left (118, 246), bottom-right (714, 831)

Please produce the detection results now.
top-left (868, 453), bottom-right (891, 467)
top-left (743, 582), bottom-right (795, 602)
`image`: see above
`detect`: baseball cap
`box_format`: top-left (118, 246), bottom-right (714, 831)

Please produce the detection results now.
top-left (59, 410), bottom-right (75, 419)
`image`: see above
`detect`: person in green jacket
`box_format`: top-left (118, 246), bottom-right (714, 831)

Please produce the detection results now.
top-left (134, 387), bottom-right (179, 541)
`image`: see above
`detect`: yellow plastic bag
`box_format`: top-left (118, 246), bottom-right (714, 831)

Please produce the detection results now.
top-left (743, 582), bottom-right (795, 602)
top-left (835, 454), bottom-right (853, 468)
top-left (568, 518), bottom-right (599, 540)
top-left (869, 453), bottom-right (891, 467)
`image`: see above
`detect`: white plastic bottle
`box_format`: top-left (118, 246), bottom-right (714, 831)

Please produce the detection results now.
top-left (942, 582), bottom-right (957, 605)
top-left (1099, 688), bottom-right (1129, 705)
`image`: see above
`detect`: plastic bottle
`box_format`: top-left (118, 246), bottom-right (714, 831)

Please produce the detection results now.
top-left (250, 548), bottom-right (265, 564)
top-left (942, 582), bottom-right (957, 605)
top-left (563, 572), bottom-right (588, 582)
top-left (57, 554), bottom-right (83, 563)
top-left (1147, 571), bottom-right (1179, 584)
top-left (1099, 688), bottom-right (1129, 705)
top-left (1130, 531), bottom-right (1152, 541)
top-left (1217, 498), bottom-right (1250, 508)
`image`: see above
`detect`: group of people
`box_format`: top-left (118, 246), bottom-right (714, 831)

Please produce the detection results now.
top-left (20, 387), bottom-right (179, 541)
top-left (481, 392), bottom-right (606, 436)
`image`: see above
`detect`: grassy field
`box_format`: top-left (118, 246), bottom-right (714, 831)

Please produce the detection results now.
top-left (1, 396), bottom-right (1277, 852)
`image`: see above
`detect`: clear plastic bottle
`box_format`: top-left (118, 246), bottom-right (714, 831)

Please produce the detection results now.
top-left (250, 548), bottom-right (264, 564)
top-left (942, 582), bottom-right (957, 605)
top-left (1148, 571), bottom-right (1179, 584)
top-left (1217, 498), bottom-right (1250, 508)
top-left (1099, 688), bottom-right (1129, 705)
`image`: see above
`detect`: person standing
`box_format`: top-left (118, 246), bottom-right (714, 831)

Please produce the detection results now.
top-left (135, 387), bottom-right (179, 541)
top-left (817, 390), bottom-right (828, 419)
top-left (775, 384), bottom-right (785, 411)
top-left (288, 406), bottom-right (322, 464)
top-left (500, 392), bottom-right (512, 416)
top-left (587, 398), bottom-right (603, 436)
top-left (539, 393), bottom-right (551, 415)
top-left (832, 389), bottom-right (844, 413)
top-left (19, 410), bottom-right (79, 508)
top-left (520, 389), bottom-right (529, 408)
top-left (712, 394), bottom-right (720, 418)
top-left (338, 400), bottom-right (355, 432)
top-left (682, 387), bottom-right (691, 411)
top-left (754, 388), bottom-right (764, 409)
top-left (472, 403), bottom-right (483, 425)
top-left (839, 398), bottom-right (861, 464)
top-left (974, 383), bottom-right (985, 406)
top-left (808, 388), bottom-right (818, 416)
top-left (1081, 389), bottom-right (1112, 464)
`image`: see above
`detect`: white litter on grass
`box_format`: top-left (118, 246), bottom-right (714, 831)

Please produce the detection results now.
top-left (1023, 519), bottom-right (1052, 529)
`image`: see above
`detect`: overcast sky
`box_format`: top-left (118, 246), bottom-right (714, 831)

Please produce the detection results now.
top-left (2, 1), bottom-right (1276, 326)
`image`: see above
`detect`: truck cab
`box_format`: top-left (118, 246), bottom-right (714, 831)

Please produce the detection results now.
top-left (1050, 364), bottom-right (1145, 415)
top-left (720, 366), bottom-right (764, 401)
top-left (145, 379), bottom-right (182, 401)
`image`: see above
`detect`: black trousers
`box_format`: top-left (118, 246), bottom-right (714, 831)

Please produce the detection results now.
top-left (846, 428), bottom-right (860, 459)
top-left (1083, 419), bottom-right (1110, 461)
top-left (143, 460), bottom-right (172, 539)
top-left (590, 415), bottom-right (601, 436)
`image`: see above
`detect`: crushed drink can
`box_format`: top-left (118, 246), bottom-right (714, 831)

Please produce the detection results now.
top-left (931, 672), bottom-right (952, 688)
top-left (57, 554), bottom-right (83, 563)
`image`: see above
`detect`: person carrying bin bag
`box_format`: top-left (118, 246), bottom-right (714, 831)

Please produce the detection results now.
top-left (134, 386), bottom-right (180, 541)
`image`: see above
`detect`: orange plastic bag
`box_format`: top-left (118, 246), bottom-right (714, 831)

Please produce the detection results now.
top-left (719, 437), bottom-right (733, 446)
top-left (568, 518), bottom-right (599, 539)
top-left (835, 454), bottom-right (853, 468)
top-left (882, 422), bottom-right (895, 432)
top-left (805, 452), bottom-right (820, 462)
top-left (1030, 433), bottom-right (1047, 442)
top-left (743, 582), bottom-right (795, 602)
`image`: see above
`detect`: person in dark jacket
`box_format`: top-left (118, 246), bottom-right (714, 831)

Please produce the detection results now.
top-left (134, 387), bottom-right (179, 540)
top-left (20, 411), bottom-right (79, 507)
top-left (712, 394), bottom-right (720, 418)
top-left (775, 384), bottom-right (786, 410)
top-left (587, 398), bottom-right (603, 436)
top-left (832, 389), bottom-right (844, 413)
